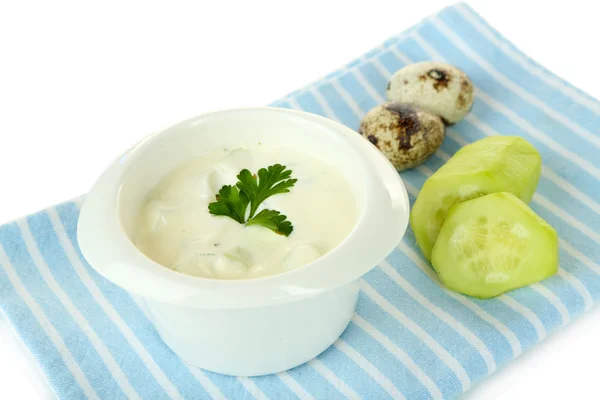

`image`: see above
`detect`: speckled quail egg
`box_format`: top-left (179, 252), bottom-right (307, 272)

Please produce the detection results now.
top-left (359, 102), bottom-right (445, 171)
top-left (386, 62), bottom-right (474, 124)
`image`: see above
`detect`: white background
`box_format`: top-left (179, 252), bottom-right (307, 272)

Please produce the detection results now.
top-left (1, 0), bottom-right (598, 398)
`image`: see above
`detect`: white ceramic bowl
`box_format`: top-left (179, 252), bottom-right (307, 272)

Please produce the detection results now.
top-left (78, 107), bottom-right (410, 376)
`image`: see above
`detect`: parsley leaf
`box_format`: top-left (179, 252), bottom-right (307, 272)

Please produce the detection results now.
top-left (236, 164), bottom-right (297, 218)
top-left (245, 209), bottom-right (293, 236)
top-left (208, 185), bottom-right (249, 224)
top-left (208, 164), bottom-right (296, 236)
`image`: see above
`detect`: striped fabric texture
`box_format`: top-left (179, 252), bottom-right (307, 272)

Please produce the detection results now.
top-left (1, 3), bottom-right (599, 399)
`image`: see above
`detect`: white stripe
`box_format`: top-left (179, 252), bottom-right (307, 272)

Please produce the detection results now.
top-left (408, 33), bottom-right (600, 182)
top-left (529, 284), bottom-right (570, 326)
top-left (186, 367), bottom-right (228, 400)
top-left (455, 3), bottom-right (600, 116)
top-left (498, 295), bottom-right (547, 340)
top-left (334, 339), bottom-right (406, 399)
top-left (540, 167), bottom-right (600, 217)
top-left (0, 244), bottom-right (100, 400)
top-left (17, 220), bottom-right (143, 400)
top-left (277, 372), bottom-right (314, 400)
top-left (329, 80), bottom-right (364, 118)
top-left (349, 61), bottom-right (386, 103)
top-left (556, 269), bottom-right (594, 312)
top-left (352, 314), bottom-right (443, 399)
top-left (360, 281), bottom-right (471, 391)
top-left (429, 16), bottom-right (600, 151)
top-left (387, 46), bottom-right (413, 64)
top-left (533, 194), bottom-right (600, 245)
top-left (378, 260), bottom-right (497, 374)
top-left (308, 359), bottom-right (361, 399)
top-left (445, 128), bottom-right (469, 147)
top-left (398, 242), bottom-right (522, 358)
top-left (369, 53), bottom-right (393, 81)
top-left (46, 208), bottom-right (197, 400)
top-left (306, 90), bottom-right (338, 121)
top-left (559, 239), bottom-right (600, 275)
top-left (415, 163), bottom-right (434, 176)
top-left (238, 378), bottom-right (269, 400)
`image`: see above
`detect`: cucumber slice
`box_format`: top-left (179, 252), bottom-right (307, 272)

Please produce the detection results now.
top-left (431, 192), bottom-right (558, 298)
top-left (410, 136), bottom-right (541, 260)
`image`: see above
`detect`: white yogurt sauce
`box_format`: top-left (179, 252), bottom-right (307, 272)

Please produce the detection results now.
top-left (134, 145), bottom-right (357, 279)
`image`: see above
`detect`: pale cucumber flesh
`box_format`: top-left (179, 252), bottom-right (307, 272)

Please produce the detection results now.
top-left (431, 192), bottom-right (558, 298)
top-left (410, 136), bottom-right (541, 260)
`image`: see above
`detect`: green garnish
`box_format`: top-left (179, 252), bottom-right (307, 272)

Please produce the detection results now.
top-left (208, 164), bottom-right (297, 236)
top-left (245, 209), bottom-right (293, 237)
top-left (209, 185), bottom-right (249, 224)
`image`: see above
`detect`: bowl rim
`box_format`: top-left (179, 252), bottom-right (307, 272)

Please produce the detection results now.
top-left (77, 107), bottom-right (410, 309)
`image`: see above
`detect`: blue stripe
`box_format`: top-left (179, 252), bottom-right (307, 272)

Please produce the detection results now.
top-left (285, 364), bottom-right (349, 400)
top-left (559, 251), bottom-right (600, 301)
top-left (384, 248), bottom-right (517, 362)
top-left (26, 211), bottom-right (170, 400)
top-left (336, 66), bottom-right (380, 112)
top-left (294, 91), bottom-right (330, 114)
top-left (355, 297), bottom-right (462, 398)
top-left (537, 275), bottom-right (586, 319)
top-left (316, 344), bottom-right (397, 399)
top-left (337, 73), bottom-right (379, 112)
top-left (358, 62), bottom-right (389, 97)
top-left (249, 374), bottom-right (300, 400)
top-left (0, 222), bottom-right (128, 400)
top-left (364, 269), bottom-right (488, 380)
top-left (342, 322), bottom-right (426, 398)
top-left (316, 83), bottom-right (360, 127)
top-left (397, 232), bottom-right (540, 348)
top-left (0, 269), bottom-right (87, 399)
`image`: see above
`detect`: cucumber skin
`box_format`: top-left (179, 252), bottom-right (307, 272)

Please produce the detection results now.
top-left (410, 136), bottom-right (542, 261)
top-left (431, 192), bottom-right (558, 299)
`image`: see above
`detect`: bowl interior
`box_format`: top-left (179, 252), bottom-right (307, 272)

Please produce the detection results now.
top-left (117, 108), bottom-right (369, 246)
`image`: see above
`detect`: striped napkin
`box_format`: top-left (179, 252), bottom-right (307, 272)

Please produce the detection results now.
top-left (2, 3), bottom-right (599, 399)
